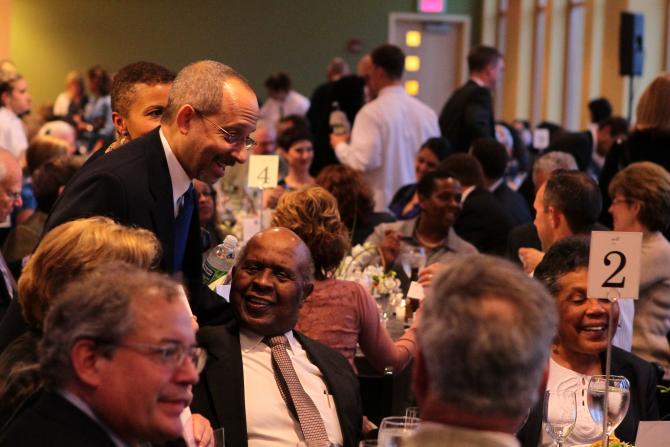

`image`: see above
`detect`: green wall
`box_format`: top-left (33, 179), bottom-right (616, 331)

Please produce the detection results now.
top-left (10, 0), bottom-right (481, 107)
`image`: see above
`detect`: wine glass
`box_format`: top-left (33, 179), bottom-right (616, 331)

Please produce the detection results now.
top-left (543, 390), bottom-right (577, 447)
top-left (377, 416), bottom-right (420, 447)
top-left (587, 375), bottom-right (630, 436)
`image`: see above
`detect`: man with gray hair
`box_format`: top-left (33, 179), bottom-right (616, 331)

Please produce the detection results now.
top-left (406, 254), bottom-right (557, 447)
top-left (44, 60), bottom-right (259, 322)
top-left (0, 148), bottom-right (22, 322)
top-left (0, 263), bottom-right (203, 446)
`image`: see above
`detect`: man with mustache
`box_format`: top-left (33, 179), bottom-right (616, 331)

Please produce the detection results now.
top-left (44, 60), bottom-right (259, 323)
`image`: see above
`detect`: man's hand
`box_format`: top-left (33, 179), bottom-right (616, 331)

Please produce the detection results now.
top-left (191, 413), bottom-right (214, 447)
top-left (380, 230), bottom-right (401, 268)
top-left (417, 262), bottom-right (448, 288)
top-left (330, 132), bottom-right (349, 148)
top-left (518, 247), bottom-right (544, 274)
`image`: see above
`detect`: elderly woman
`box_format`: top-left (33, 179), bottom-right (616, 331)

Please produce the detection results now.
top-left (518, 237), bottom-right (659, 446)
top-left (600, 73), bottom-right (670, 226)
top-left (367, 169), bottom-right (477, 292)
top-left (316, 164), bottom-right (395, 245)
top-left (272, 186), bottom-right (417, 373)
top-left (608, 161), bottom-right (670, 378)
top-left (388, 137), bottom-right (451, 220)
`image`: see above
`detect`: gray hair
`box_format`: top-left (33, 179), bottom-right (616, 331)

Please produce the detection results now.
top-left (533, 151), bottom-right (578, 175)
top-left (39, 262), bottom-right (183, 390)
top-left (161, 60), bottom-right (250, 123)
top-left (419, 255), bottom-right (557, 417)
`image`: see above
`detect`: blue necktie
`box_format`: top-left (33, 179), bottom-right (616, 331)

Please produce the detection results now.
top-left (174, 183), bottom-right (194, 272)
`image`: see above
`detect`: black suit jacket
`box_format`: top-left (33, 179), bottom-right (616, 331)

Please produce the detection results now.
top-left (191, 320), bottom-right (362, 447)
top-left (505, 222), bottom-right (541, 265)
top-left (493, 182), bottom-right (532, 227)
top-left (0, 391), bottom-right (117, 446)
top-left (454, 187), bottom-right (513, 256)
top-left (517, 347), bottom-right (660, 446)
top-left (439, 80), bottom-right (495, 152)
top-left (42, 128), bottom-right (222, 322)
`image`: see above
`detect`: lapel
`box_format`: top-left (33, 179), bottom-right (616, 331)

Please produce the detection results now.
top-left (199, 320), bottom-right (248, 446)
top-left (144, 129), bottom-right (178, 272)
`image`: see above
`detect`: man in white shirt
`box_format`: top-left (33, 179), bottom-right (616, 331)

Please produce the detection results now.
top-left (192, 228), bottom-right (362, 447)
top-left (0, 72), bottom-right (31, 158)
top-left (406, 255), bottom-right (557, 447)
top-left (259, 72), bottom-right (310, 127)
top-left (330, 44), bottom-right (440, 212)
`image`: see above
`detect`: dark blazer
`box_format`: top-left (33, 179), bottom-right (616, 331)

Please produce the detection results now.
top-left (453, 187), bottom-right (513, 256)
top-left (42, 128), bottom-right (221, 322)
top-left (493, 182), bottom-right (532, 227)
top-left (191, 320), bottom-right (362, 447)
top-left (439, 80), bottom-right (494, 152)
top-left (517, 347), bottom-right (660, 446)
top-left (0, 391), bottom-right (117, 446)
top-left (505, 222), bottom-right (541, 265)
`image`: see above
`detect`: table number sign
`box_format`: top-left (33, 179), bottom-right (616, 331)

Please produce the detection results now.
top-left (587, 231), bottom-right (642, 300)
top-left (248, 155), bottom-right (279, 188)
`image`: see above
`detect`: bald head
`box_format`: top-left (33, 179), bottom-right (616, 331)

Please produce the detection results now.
top-left (0, 148), bottom-right (22, 221)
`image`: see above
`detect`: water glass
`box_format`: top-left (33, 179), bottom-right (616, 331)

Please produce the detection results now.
top-left (587, 375), bottom-right (630, 436)
top-left (378, 416), bottom-right (420, 447)
top-left (542, 390), bottom-right (576, 447)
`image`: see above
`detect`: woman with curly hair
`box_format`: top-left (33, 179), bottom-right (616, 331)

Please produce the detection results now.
top-left (272, 185), bottom-right (417, 372)
top-left (316, 164), bottom-right (395, 245)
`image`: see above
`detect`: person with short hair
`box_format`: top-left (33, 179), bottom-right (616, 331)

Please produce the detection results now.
top-left (259, 72), bottom-right (310, 127)
top-left (0, 149), bottom-right (22, 321)
top-left (518, 237), bottom-right (659, 446)
top-left (439, 45), bottom-right (503, 153)
top-left (0, 263), bottom-right (204, 446)
top-left (609, 161), bottom-right (670, 378)
top-left (405, 254), bottom-right (556, 447)
top-left (44, 60), bottom-right (259, 323)
top-left (331, 44), bottom-right (439, 212)
top-left (109, 61), bottom-right (176, 149)
top-left (192, 228), bottom-right (362, 447)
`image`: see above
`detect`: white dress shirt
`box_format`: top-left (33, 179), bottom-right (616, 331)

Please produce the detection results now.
top-left (159, 128), bottom-right (192, 217)
top-left (240, 329), bottom-right (343, 447)
top-left (334, 85), bottom-right (439, 212)
top-left (259, 90), bottom-right (310, 127)
top-left (0, 107), bottom-right (28, 158)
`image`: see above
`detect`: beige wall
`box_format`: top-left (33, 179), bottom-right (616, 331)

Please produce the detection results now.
top-left (0, 0), bottom-right (9, 61)
top-left (483, 0), bottom-right (670, 128)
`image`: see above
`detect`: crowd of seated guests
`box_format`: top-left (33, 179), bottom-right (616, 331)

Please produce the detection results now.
top-left (1, 51), bottom-right (670, 446)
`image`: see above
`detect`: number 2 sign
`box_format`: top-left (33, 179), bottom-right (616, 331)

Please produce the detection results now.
top-left (587, 231), bottom-right (642, 300)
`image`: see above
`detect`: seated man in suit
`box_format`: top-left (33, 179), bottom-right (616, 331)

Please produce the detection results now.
top-left (191, 227), bottom-right (362, 447)
top-left (406, 254), bottom-right (557, 447)
top-left (0, 263), bottom-right (206, 446)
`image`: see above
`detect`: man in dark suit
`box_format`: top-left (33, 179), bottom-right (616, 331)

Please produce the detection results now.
top-left (470, 138), bottom-right (531, 226)
top-left (439, 46), bottom-right (503, 152)
top-left (0, 148), bottom-right (21, 323)
top-left (441, 154), bottom-right (513, 256)
top-left (191, 228), bottom-right (362, 447)
top-left (43, 60), bottom-right (259, 323)
top-left (0, 264), bottom-right (203, 446)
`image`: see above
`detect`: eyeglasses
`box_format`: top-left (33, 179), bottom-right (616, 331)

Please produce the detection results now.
top-left (611, 197), bottom-right (634, 206)
top-left (194, 108), bottom-right (256, 151)
top-left (116, 342), bottom-right (207, 373)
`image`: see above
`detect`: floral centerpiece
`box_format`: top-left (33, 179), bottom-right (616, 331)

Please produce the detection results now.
top-left (336, 243), bottom-right (404, 320)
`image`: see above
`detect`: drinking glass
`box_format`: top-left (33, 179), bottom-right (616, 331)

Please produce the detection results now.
top-left (377, 416), bottom-right (420, 447)
top-left (587, 375), bottom-right (631, 436)
top-left (404, 406), bottom-right (420, 421)
top-left (542, 390), bottom-right (577, 447)
top-left (403, 245), bottom-right (427, 281)
top-left (213, 427), bottom-right (225, 447)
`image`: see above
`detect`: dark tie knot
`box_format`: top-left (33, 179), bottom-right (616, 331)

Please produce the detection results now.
top-left (263, 335), bottom-right (288, 348)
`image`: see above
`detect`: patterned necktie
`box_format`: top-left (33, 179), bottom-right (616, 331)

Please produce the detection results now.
top-left (263, 335), bottom-right (330, 444)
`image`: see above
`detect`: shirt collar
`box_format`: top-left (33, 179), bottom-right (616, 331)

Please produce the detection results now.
top-left (460, 185), bottom-right (476, 203)
top-left (377, 85), bottom-right (405, 97)
top-left (488, 178), bottom-right (504, 192)
top-left (58, 389), bottom-right (132, 447)
top-left (239, 327), bottom-right (299, 353)
top-left (159, 128), bottom-right (192, 214)
top-left (469, 76), bottom-right (487, 88)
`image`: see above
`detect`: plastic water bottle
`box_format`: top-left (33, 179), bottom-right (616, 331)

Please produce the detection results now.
top-left (329, 101), bottom-right (350, 135)
top-left (202, 235), bottom-right (238, 285)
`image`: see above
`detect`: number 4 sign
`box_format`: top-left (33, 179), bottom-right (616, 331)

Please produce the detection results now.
top-left (587, 231), bottom-right (642, 300)
top-left (247, 155), bottom-right (279, 188)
